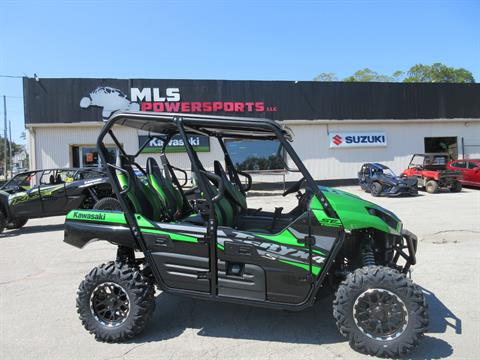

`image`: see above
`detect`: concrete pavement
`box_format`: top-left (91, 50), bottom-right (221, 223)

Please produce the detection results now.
top-left (0, 186), bottom-right (479, 359)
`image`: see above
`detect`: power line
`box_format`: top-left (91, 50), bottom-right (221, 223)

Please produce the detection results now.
top-left (0, 75), bottom-right (23, 79)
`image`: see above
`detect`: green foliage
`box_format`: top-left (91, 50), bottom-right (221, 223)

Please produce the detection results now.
top-left (314, 63), bottom-right (475, 83)
top-left (313, 72), bottom-right (338, 81)
top-left (342, 68), bottom-right (397, 82)
top-left (403, 63), bottom-right (475, 83)
top-left (0, 136), bottom-right (23, 166)
top-left (236, 155), bottom-right (284, 171)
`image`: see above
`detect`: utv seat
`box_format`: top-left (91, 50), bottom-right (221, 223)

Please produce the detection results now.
top-left (213, 161), bottom-right (247, 211)
top-left (116, 161), bottom-right (166, 221)
top-left (146, 157), bottom-right (186, 219)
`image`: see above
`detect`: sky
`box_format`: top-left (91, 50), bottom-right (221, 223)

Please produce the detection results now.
top-left (1, 0), bottom-right (479, 143)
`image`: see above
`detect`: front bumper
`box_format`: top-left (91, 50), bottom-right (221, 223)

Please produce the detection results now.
top-left (394, 229), bottom-right (418, 273)
top-left (386, 184), bottom-right (418, 197)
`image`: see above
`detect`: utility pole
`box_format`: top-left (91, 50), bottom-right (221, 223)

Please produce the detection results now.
top-left (9, 120), bottom-right (12, 173)
top-left (3, 95), bottom-right (7, 179)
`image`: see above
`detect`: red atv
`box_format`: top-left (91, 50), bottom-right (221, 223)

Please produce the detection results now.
top-left (402, 153), bottom-right (462, 193)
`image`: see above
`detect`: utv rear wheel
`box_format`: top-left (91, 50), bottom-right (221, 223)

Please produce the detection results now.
top-left (370, 182), bottom-right (382, 197)
top-left (449, 181), bottom-right (462, 193)
top-left (425, 180), bottom-right (438, 193)
top-left (333, 266), bottom-right (428, 357)
top-left (93, 197), bottom-right (122, 211)
top-left (6, 217), bottom-right (28, 229)
top-left (76, 262), bottom-right (155, 342)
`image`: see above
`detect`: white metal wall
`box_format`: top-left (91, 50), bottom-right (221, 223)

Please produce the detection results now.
top-left (29, 124), bottom-right (222, 172)
top-left (28, 120), bottom-right (480, 180)
top-left (288, 120), bottom-right (480, 180)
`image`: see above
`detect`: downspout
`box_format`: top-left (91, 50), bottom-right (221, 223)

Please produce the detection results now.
top-left (28, 127), bottom-right (36, 170)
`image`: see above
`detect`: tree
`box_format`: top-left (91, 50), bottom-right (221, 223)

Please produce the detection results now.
top-left (403, 63), bottom-right (475, 83)
top-left (313, 63), bottom-right (475, 83)
top-left (0, 136), bottom-right (23, 168)
top-left (343, 68), bottom-right (396, 82)
top-left (313, 72), bottom-right (338, 81)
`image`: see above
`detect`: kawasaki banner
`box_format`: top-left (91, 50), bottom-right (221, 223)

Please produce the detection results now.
top-left (138, 135), bottom-right (210, 153)
top-left (329, 132), bottom-right (387, 148)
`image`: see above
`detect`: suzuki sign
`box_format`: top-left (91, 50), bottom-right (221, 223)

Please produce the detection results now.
top-left (329, 132), bottom-right (387, 148)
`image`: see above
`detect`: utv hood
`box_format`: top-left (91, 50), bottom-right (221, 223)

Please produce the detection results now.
top-left (317, 186), bottom-right (402, 235)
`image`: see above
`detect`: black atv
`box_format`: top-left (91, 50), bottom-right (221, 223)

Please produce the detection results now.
top-left (0, 168), bottom-right (112, 232)
top-left (358, 163), bottom-right (418, 197)
top-left (64, 112), bottom-right (428, 357)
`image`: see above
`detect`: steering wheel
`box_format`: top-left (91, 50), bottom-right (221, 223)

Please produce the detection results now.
top-left (282, 177), bottom-right (305, 197)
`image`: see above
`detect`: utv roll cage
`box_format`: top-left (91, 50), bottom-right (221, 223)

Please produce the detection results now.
top-left (96, 111), bottom-right (340, 308)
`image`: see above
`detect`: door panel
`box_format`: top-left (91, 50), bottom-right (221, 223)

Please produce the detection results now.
top-left (9, 187), bottom-right (42, 217)
top-left (40, 184), bottom-right (68, 216)
top-left (142, 224), bottom-right (210, 292)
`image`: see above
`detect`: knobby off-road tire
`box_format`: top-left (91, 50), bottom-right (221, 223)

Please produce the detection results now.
top-left (449, 181), bottom-right (462, 193)
top-left (425, 180), bottom-right (438, 194)
top-left (370, 182), bottom-right (383, 197)
top-left (333, 266), bottom-right (428, 358)
top-left (0, 211), bottom-right (6, 233)
top-left (6, 217), bottom-right (28, 229)
top-left (93, 197), bottom-right (122, 211)
top-left (76, 262), bottom-right (156, 342)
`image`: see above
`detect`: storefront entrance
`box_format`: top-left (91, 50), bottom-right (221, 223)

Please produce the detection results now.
top-left (424, 137), bottom-right (458, 159)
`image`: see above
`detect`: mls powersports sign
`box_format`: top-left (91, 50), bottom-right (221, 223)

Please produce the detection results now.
top-left (329, 132), bottom-right (387, 148)
top-left (138, 135), bottom-right (209, 153)
top-left (24, 78), bottom-right (480, 125)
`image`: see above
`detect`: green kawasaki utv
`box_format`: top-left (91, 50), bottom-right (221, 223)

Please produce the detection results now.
top-left (64, 112), bottom-right (428, 357)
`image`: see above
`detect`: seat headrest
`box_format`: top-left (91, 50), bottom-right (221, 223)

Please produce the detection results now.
top-left (146, 157), bottom-right (161, 175)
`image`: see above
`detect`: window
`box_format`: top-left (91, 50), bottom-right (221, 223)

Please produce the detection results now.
top-left (431, 156), bottom-right (447, 166)
top-left (467, 161), bottom-right (479, 169)
top-left (451, 161), bottom-right (466, 169)
top-left (72, 146), bottom-right (118, 168)
top-left (225, 139), bottom-right (284, 171)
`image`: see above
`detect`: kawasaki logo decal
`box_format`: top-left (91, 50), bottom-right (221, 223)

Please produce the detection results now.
top-left (71, 211), bottom-right (106, 221)
top-left (66, 210), bottom-right (127, 224)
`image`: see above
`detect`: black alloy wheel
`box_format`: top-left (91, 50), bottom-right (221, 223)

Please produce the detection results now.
top-left (353, 288), bottom-right (408, 341)
top-left (90, 282), bottom-right (130, 327)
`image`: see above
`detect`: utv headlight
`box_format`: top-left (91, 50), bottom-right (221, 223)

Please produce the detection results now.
top-left (367, 207), bottom-right (399, 229)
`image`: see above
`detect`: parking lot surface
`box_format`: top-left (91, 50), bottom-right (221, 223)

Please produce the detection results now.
top-left (1, 186), bottom-right (479, 360)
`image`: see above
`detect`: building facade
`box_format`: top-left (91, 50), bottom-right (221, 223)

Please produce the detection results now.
top-left (24, 78), bottom-right (480, 182)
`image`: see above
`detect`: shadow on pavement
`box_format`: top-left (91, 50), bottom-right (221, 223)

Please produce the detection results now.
top-left (130, 287), bottom-right (457, 358)
top-left (422, 287), bottom-right (462, 335)
top-left (132, 292), bottom-right (343, 345)
top-left (0, 224), bottom-right (65, 237)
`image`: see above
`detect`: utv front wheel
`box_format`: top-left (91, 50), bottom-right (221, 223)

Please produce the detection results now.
top-left (370, 182), bottom-right (382, 197)
top-left (6, 217), bottom-right (28, 229)
top-left (93, 197), bottom-right (122, 211)
top-left (333, 266), bottom-right (428, 357)
top-left (76, 262), bottom-right (155, 342)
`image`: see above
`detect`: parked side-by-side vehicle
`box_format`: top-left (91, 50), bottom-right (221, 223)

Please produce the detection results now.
top-left (358, 163), bottom-right (418, 196)
top-left (0, 168), bottom-right (112, 232)
top-left (402, 153), bottom-right (462, 193)
top-left (64, 112), bottom-right (428, 357)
